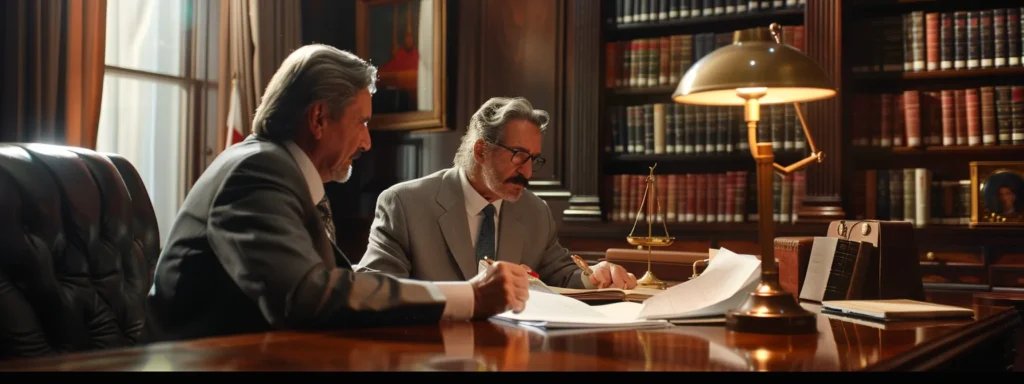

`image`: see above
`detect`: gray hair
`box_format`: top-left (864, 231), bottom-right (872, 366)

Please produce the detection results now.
top-left (252, 44), bottom-right (378, 142)
top-left (453, 97), bottom-right (549, 172)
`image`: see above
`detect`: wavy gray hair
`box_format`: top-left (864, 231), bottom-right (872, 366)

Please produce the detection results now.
top-left (453, 97), bottom-right (550, 173)
top-left (252, 44), bottom-right (377, 142)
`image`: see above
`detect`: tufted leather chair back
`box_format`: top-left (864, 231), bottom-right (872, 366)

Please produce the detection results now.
top-left (0, 143), bottom-right (160, 360)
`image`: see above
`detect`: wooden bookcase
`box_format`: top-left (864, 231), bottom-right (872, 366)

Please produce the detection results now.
top-left (841, 0), bottom-right (1024, 293)
top-left (557, 0), bottom-right (1024, 294)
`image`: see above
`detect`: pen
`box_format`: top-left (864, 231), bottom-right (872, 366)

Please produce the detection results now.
top-left (485, 257), bottom-right (540, 279)
top-left (570, 255), bottom-right (593, 276)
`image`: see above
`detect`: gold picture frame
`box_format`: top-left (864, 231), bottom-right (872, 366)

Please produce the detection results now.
top-left (970, 161), bottom-right (1024, 227)
top-left (356, 0), bottom-right (448, 132)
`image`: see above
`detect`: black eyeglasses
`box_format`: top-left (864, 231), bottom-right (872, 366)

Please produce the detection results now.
top-left (491, 142), bottom-right (546, 171)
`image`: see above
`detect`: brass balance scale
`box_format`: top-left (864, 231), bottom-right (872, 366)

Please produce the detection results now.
top-left (626, 163), bottom-right (674, 290)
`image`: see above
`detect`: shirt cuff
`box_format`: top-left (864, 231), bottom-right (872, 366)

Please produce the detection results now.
top-left (580, 270), bottom-right (596, 289)
top-left (435, 282), bottom-right (475, 321)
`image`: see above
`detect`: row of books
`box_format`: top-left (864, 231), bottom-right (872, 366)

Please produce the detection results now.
top-left (850, 169), bottom-right (970, 227)
top-left (606, 171), bottom-right (806, 224)
top-left (612, 0), bottom-right (805, 26)
top-left (606, 102), bottom-right (808, 155)
top-left (604, 25), bottom-right (804, 89)
top-left (850, 85), bottom-right (1024, 148)
top-left (853, 7), bottom-right (1023, 73)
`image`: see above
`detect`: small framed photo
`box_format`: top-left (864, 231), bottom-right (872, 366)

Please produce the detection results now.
top-left (970, 161), bottom-right (1024, 227)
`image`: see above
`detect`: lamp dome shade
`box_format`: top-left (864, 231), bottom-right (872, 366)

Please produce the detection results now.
top-left (672, 40), bottom-right (836, 106)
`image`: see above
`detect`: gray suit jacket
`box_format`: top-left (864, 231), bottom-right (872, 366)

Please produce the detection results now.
top-left (355, 167), bottom-right (586, 289)
top-left (146, 135), bottom-right (448, 342)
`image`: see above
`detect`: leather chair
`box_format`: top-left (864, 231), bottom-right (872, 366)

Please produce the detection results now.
top-left (0, 143), bottom-right (160, 360)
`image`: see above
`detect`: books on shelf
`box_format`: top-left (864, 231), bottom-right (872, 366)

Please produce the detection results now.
top-left (612, 0), bottom-right (805, 27)
top-left (492, 248), bottom-right (761, 329)
top-left (607, 170), bottom-right (804, 225)
top-left (850, 85), bottom-right (1024, 149)
top-left (850, 168), bottom-right (969, 227)
top-left (851, 6), bottom-right (1023, 74)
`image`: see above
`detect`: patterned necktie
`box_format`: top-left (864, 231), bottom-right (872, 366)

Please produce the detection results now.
top-left (475, 204), bottom-right (496, 262)
top-left (316, 195), bottom-right (336, 244)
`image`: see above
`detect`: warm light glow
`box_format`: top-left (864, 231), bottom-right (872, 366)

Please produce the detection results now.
top-left (754, 349), bottom-right (771, 361)
top-left (737, 87), bottom-right (767, 95)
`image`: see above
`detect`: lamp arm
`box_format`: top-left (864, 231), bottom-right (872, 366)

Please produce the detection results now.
top-left (771, 101), bottom-right (824, 175)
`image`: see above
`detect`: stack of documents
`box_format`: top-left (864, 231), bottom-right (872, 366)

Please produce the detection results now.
top-left (492, 248), bottom-right (762, 329)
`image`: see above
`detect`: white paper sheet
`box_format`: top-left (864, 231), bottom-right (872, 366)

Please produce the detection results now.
top-left (637, 248), bottom-right (761, 320)
top-left (492, 291), bottom-right (667, 328)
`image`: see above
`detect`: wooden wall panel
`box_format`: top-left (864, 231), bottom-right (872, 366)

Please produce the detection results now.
top-left (477, 0), bottom-right (565, 186)
top-left (800, 0), bottom-right (846, 221)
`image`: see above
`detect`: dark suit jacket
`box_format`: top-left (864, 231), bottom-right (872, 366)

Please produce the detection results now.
top-left (146, 135), bottom-right (448, 342)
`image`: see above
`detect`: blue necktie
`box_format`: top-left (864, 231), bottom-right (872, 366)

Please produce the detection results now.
top-left (476, 204), bottom-right (496, 262)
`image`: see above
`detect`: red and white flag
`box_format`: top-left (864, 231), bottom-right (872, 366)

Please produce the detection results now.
top-left (225, 78), bottom-right (244, 149)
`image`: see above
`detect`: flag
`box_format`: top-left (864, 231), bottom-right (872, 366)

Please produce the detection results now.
top-left (225, 77), bottom-right (244, 149)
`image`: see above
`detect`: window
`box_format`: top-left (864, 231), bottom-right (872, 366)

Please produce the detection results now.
top-left (97, 0), bottom-right (220, 246)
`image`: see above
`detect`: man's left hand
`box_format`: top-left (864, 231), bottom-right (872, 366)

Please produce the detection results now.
top-left (588, 261), bottom-right (637, 289)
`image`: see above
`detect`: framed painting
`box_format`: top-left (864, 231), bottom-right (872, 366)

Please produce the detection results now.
top-left (970, 161), bottom-right (1024, 227)
top-left (356, 0), bottom-right (447, 132)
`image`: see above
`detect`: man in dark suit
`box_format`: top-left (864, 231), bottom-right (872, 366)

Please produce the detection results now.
top-left (146, 44), bottom-right (529, 342)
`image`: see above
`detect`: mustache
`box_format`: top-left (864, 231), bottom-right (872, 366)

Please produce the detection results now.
top-left (505, 174), bottom-right (529, 187)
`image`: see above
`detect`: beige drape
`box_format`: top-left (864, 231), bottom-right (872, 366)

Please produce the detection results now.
top-left (65, 0), bottom-right (107, 149)
top-left (216, 0), bottom-right (303, 153)
top-left (0, 0), bottom-right (105, 149)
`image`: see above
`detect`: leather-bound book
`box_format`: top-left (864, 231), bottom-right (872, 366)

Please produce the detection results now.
top-left (775, 236), bottom-right (814, 299)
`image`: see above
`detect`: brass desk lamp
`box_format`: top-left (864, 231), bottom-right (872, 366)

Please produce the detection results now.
top-left (671, 23), bottom-right (836, 334)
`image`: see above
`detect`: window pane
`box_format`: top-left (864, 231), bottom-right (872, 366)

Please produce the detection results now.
top-left (203, 87), bottom-right (219, 169)
top-left (196, 0), bottom-right (221, 82)
top-left (97, 74), bottom-right (185, 247)
top-left (105, 0), bottom-right (186, 77)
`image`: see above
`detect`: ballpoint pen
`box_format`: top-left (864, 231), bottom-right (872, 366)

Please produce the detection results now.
top-left (570, 255), bottom-right (593, 277)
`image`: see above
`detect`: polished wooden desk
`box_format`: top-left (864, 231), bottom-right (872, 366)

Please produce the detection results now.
top-left (0, 293), bottom-right (1019, 371)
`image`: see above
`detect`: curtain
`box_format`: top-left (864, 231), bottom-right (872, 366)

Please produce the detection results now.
top-left (216, 0), bottom-right (302, 152)
top-left (1, 0), bottom-right (66, 144)
top-left (0, 0), bottom-right (105, 148)
top-left (65, 0), bottom-right (107, 149)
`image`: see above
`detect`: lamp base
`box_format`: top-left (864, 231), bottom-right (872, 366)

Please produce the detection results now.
top-left (636, 270), bottom-right (667, 290)
top-left (725, 280), bottom-right (817, 334)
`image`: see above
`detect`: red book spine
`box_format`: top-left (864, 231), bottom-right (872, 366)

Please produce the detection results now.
top-left (904, 90), bottom-right (921, 147)
top-left (966, 88), bottom-right (980, 146)
top-left (734, 171), bottom-right (747, 223)
top-left (893, 93), bottom-right (906, 147)
top-left (941, 90), bottom-right (955, 146)
top-left (955, 89), bottom-right (968, 145)
top-left (684, 174), bottom-right (695, 222)
top-left (717, 173), bottom-right (728, 223)
top-left (725, 171), bottom-right (735, 223)
top-left (706, 173), bottom-right (718, 223)
top-left (880, 94), bottom-right (893, 147)
top-left (695, 174), bottom-right (707, 223)
top-left (926, 13), bottom-right (940, 70)
top-left (871, 94), bottom-right (882, 147)
top-left (981, 86), bottom-right (996, 145)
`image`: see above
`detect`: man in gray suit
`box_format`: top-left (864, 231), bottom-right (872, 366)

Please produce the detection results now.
top-left (356, 97), bottom-right (637, 290)
top-left (147, 45), bottom-right (529, 342)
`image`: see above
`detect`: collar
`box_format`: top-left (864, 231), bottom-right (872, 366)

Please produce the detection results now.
top-left (283, 141), bottom-right (325, 205)
top-left (459, 168), bottom-right (502, 217)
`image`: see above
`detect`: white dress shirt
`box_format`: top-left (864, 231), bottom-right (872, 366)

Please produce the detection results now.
top-left (283, 141), bottom-right (475, 321)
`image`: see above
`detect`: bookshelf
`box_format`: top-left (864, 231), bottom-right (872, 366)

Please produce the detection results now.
top-left (842, 0), bottom-right (1024, 292)
top-left (554, 0), bottom-right (1023, 293)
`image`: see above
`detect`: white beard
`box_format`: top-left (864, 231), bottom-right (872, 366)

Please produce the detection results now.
top-left (327, 165), bottom-right (352, 184)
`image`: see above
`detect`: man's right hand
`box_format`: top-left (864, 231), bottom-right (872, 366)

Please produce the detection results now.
top-left (469, 261), bottom-right (530, 320)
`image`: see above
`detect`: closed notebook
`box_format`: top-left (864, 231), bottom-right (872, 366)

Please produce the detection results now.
top-left (821, 299), bottom-right (974, 321)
